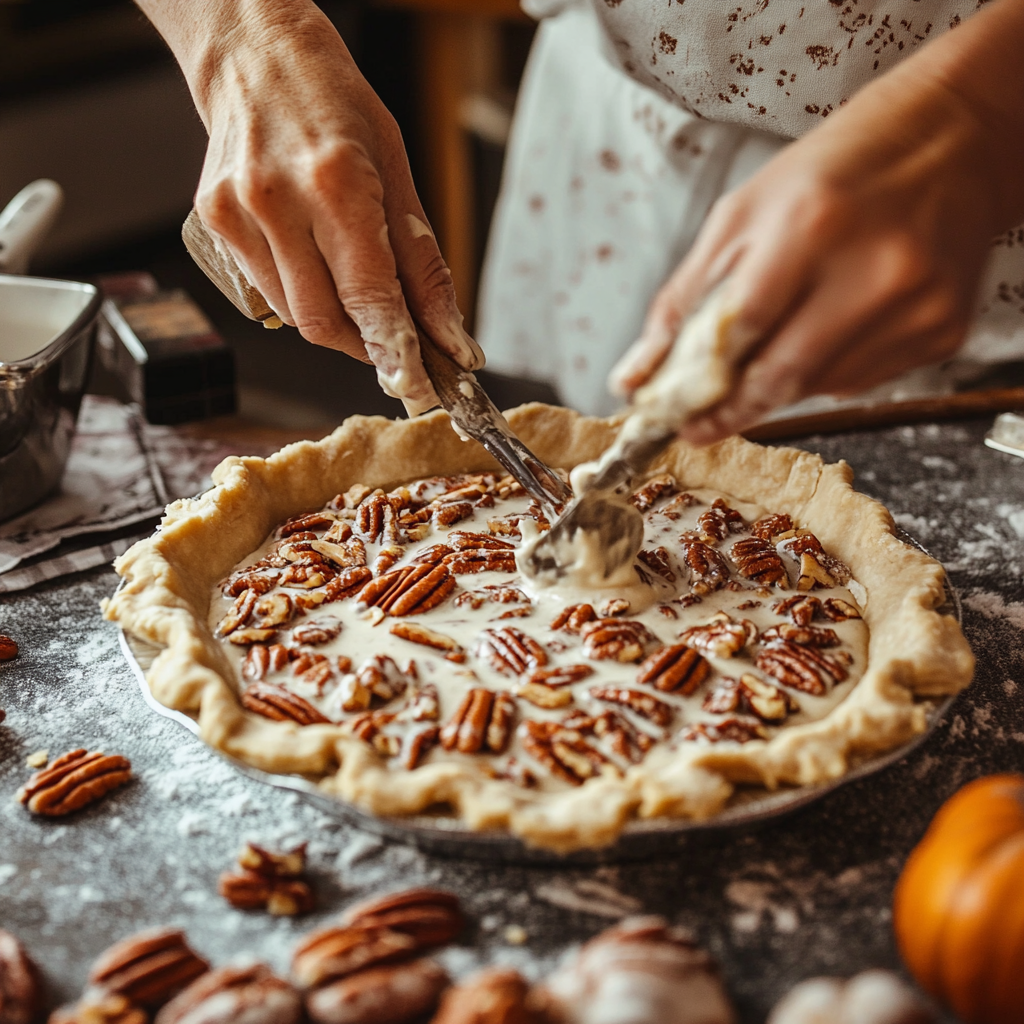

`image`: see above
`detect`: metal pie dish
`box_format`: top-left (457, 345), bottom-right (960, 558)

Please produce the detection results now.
top-left (0, 274), bottom-right (101, 521)
top-left (116, 529), bottom-right (961, 865)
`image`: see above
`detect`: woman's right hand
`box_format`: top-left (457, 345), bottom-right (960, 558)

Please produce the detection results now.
top-left (138, 0), bottom-right (482, 414)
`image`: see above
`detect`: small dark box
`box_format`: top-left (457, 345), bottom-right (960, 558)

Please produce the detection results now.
top-left (95, 273), bottom-right (236, 424)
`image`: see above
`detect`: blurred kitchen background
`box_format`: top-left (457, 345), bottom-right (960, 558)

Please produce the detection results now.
top-left (0, 0), bottom-right (557, 431)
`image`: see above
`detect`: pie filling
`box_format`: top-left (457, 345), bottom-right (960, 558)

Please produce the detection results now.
top-left (209, 472), bottom-right (869, 793)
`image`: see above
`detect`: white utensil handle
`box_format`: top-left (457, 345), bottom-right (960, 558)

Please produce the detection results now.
top-left (0, 179), bottom-right (63, 275)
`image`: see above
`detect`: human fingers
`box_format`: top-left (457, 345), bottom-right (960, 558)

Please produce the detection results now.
top-left (379, 144), bottom-right (484, 371)
top-left (677, 248), bottom-right (940, 444)
top-left (304, 140), bottom-right (440, 414)
top-left (195, 179), bottom-right (295, 326)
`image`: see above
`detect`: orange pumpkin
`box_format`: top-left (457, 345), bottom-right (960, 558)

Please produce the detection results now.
top-left (894, 773), bottom-right (1024, 1024)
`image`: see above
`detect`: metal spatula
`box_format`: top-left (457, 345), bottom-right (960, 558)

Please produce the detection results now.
top-left (523, 282), bottom-right (741, 582)
top-left (181, 210), bottom-right (571, 511)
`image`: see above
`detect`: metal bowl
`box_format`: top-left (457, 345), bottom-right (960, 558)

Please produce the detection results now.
top-left (117, 537), bottom-right (961, 864)
top-left (0, 274), bottom-right (101, 521)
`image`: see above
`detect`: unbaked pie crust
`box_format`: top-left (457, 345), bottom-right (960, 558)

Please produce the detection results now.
top-left (103, 404), bottom-right (973, 852)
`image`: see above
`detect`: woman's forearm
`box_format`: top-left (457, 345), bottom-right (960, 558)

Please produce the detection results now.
top-left (870, 0), bottom-right (1024, 231)
top-left (134, 0), bottom-right (326, 124)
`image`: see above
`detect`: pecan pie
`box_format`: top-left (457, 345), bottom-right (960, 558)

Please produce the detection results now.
top-left (105, 404), bottom-right (973, 852)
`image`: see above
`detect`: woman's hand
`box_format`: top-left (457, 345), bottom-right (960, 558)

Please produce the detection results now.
top-left (611, 0), bottom-right (1024, 444)
top-left (138, 0), bottom-right (482, 414)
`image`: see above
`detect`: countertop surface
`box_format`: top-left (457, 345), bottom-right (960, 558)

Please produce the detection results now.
top-left (3, 415), bottom-right (1023, 1023)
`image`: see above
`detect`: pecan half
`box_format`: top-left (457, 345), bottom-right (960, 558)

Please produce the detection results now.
top-left (777, 530), bottom-right (851, 586)
top-left (756, 640), bottom-right (848, 695)
top-left (703, 674), bottom-right (797, 722)
top-left (525, 663), bottom-right (593, 688)
top-left (475, 628), bottom-right (548, 676)
top-left (154, 963), bottom-right (303, 1024)
top-left (354, 490), bottom-right (401, 543)
top-left (749, 513), bottom-right (794, 541)
top-left (515, 682), bottom-right (573, 709)
top-left (292, 619), bottom-right (342, 646)
top-left (358, 564), bottom-right (455, 616)
top-left (678, 612), bottom-right (757, 658)
top-left (636, 644), bottom-right (710, 695)
top-left (440, 689), bottom-right (516, 754)
top-left (218, 871), bottom-right (316, 916)
top-left (251, 592), bottom-right (293, 628)
top-left (443, 549), bottom-right (517, 574)
top-left (598, 598), bottom-right (631, 618)
top-left (0, 929), bottom-right (42, 1024)
top-left (304, 959), bottom-right (449, 1024)
top-left (17, 749), bottom-right (131, 816)
top-left (242, 643), bottom-right (290, 682)
top-left (398, 684), bottom-right (441, 723)
top-left (588, 686), bottom-right (673, 727)
top-left (580, 619), bottom-right (657, 663)
top-left (50, 993), bottom-right (146, 1024)
top-left (637, 546), bottom-right (676, 582)
top-left (0, 635), bottom-right (18, 661)
top-left (729, 536), bottom-right (788, 587)
top-left (681, 540), bottom-right (730, 595)
top-left (679, 718), bottom-right (767, 744)
top-left (330, 484), bottom-right (373, 511)
top-left (432, 968), bottom-right (543, 1024)
top-left (310, 537), bottom-right (367, 570)
top-left (279, 564), bottom-right (329, 589)
top-left (241, 683), bottom-right (331, 725)
top-left (822, 596), bottom-right (862, 621)
top-left (403, 725), bottom-right (440, 769)
top-left (629, 474), bottom-right (677, 512)
top-left (372, 545), bottom-right (404, 576)
top-left (562, 710), bottom-right (652, 764)
top-left (411, 543), bottom-right (454, 567)
top-left (323, 519), bottom-right (354, 543)
top-left (696, 498), bottom-right (745, 541)
top-left (222, 569), bottom-right (278, 598)
top-left (321, 566), bottom-right (373, 602)
top-left (341, 888), bottom-right (464, 947)
top-left (355, 656), bottom-right (411, 703)
top-left (433, 501), bottom-right (474, 527)
top-left (454, 585), bottom-right (528, 606)
top-left (237, 841), bottom-right (306, 878)
top-left (389, 622), bottom-right (464, 661)
top-left (227, 627), bottom-right (279, 646)
top-left (89, 928), bottom-right (209, 1010)
top-left (448, 531), bottom-right (514, 551)
top-left (518, 721), bottom-right (612, 786)
top-left (291, 926), bottom-right (418, 989)
top-left (215, 589), bottom-right (257, 637)
top-left (550, 603), bottom-right (597, 633)
top-left (761, 623), bottom-right (840, 647)
top-left (772, 594), bottom-right (822, 625)
top-left (276, 512), bottom-right (337, 539)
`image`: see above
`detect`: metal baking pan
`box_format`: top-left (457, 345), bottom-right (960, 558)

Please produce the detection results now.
top-left (0, 181), bottom-right (101, 521)
top-left (115, 529), bottom-right (961, 865)
top-left (0, 274), bottom-right (101, 521)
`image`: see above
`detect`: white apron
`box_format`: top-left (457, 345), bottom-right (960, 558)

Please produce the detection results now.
top-left (478, 1), bottom-right (1024, 415)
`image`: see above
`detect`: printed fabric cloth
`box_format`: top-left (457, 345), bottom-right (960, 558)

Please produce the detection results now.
top-left (479, 1), bottom-right (1024, 415)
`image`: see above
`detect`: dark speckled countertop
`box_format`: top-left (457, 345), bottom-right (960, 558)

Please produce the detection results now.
top-left (3, 416), bottom-right (1023, 1023)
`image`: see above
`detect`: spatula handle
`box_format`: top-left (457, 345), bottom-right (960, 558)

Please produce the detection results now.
top-left (181, 208), bottom-right (282, 327)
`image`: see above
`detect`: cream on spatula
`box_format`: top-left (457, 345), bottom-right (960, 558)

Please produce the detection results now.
top-left (519, 283), bottom-right (751, 596)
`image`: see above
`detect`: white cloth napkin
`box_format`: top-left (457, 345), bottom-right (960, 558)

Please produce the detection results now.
top-left (0, 396), bottom-right (248, 592)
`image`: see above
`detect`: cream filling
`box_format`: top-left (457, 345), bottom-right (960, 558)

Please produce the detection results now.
top-left (210, 482), bottom-right (869, 793)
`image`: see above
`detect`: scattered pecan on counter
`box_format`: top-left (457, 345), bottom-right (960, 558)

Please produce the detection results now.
top-left (0, 634), bottom-right (18, 661)
top-left (219, 842), bottom-right (315, 916)
top-left (0, 928), bottom-right (43, 1024)
top-left (86, 927), bottom-right (209, 1011)
top-left (154, 963), bottom-right (303, 1024)
top-left (292, 888), bottom-right (462, 1024)
top-left (17, 749), bottom-right (131, 817)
